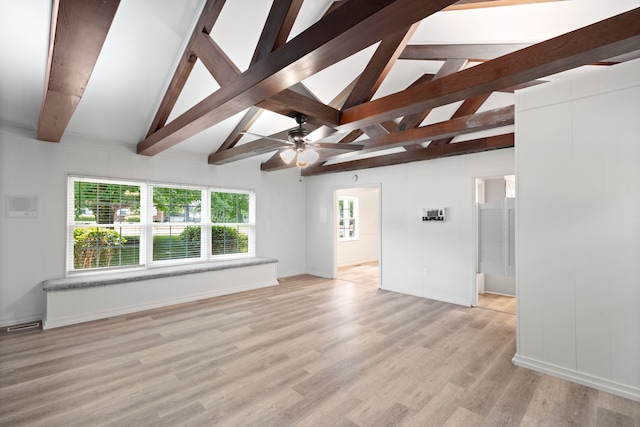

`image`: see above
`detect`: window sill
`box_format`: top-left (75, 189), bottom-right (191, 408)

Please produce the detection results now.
top-left (43, 257), bottom-right (277, 292)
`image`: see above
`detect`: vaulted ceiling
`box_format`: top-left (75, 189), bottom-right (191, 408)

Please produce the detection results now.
top-left (2, 0), bottom-right (640, 176)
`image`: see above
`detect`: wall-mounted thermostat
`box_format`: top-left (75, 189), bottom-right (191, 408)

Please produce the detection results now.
top-left (422, 208), bottom-right (445, 222)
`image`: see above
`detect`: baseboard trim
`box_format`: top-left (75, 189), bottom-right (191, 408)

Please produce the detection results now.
top-left (512, 354), bottom-right (640, 402)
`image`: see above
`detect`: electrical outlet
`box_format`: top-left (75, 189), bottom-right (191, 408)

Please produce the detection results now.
top-left (423, 268), bottom-right (429, 277)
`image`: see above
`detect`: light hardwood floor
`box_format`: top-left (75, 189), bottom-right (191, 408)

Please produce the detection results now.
top-left (1, 268), bottom-right (638, 426)
top-left (477, 292), bottom-right (516, 315)
top-left (337, 261), bottom-right (380, 287)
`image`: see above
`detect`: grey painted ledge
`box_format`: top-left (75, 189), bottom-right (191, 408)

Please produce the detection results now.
top-left (43, 257), bottom-right (278, 292)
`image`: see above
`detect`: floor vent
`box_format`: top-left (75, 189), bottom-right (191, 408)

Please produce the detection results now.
top-left (7, 322), bottom-right (41, 332)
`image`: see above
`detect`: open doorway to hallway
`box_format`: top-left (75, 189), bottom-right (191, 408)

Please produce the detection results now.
top-left (335, 186), bottom-right (380, 287)
top-left (475, 175), bottom-right (516, 315)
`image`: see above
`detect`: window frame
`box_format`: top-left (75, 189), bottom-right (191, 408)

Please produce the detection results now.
top-left (66, 175), bottom-right (256, 276)
top-left (337, 196), bottom-right (359, 241)
top-left (148, 185), bottom-right (208, 266)
top-left (210, 188), bottom-right (256, 260)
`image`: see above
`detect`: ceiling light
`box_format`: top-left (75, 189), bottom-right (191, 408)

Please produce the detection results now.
top-left (280, 148), bottom-right (296, 164)
top-left (295, 147), bottom-right (319, 168)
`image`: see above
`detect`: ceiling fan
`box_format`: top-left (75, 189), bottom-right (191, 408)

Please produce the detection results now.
top-left (241, 114), bottom-right (364, 168)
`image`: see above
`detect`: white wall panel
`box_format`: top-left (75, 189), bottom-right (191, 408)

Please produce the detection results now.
top-left (516, 100), bottom-right (576, 368)
top-left (514, 58), bottom-right (640, 401)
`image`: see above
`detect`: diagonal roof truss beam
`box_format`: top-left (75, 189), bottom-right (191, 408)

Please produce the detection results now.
top-left (137, 0), bottom-right (459, 156)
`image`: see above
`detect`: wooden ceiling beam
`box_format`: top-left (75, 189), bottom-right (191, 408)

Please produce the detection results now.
top-left (250, 0), bottom-right (303, 65)
top-left (146, 0), bottom-right (226, 138)
top-left (214, 106), bottom-right (263, 153)
top-left (341, 8), bottom-right (640, 131)
top-left (194, 33), bottom-right (239, 83)
top-left (214, 0), bottom-right (305, 154)
top-left (444, 0), bottom-right (564, 11)
top-left (301, 133), bottom-right (514, 176)
top-left (265, 105), bottom-right (513, 172)
top-left (401, 43), bottom-right (639, 66)
top-left (323, 1), bottom-right (351, 17)
top-left (342, 23), bottom-right (419, 110)
top-left (500, 80), bottom-right (547, 93)
top-left (37, 0), bottom-right (120, 142)
top-left (256, 90), bottom-right (340, 126)
top-left (328, 75), bottom-right (360, 110)
top-left (194, 33), bottom-right (340, 128)
top-left (358, 105), bottom-right (514, 154)
top-left (423, 92), bottom-right (493, 150)
top-left (362, 123), bottom-right (391, 138)
top-left (260, 74), bottom-right (438, 172)
top-left (399, 43), bottom-right (531, 61)
top-left (137, 0), bottom-right (459, 156)
top-left (208, 139), bottom-right (287, 164)
top-left (396, 58), bottom-right (468, 136)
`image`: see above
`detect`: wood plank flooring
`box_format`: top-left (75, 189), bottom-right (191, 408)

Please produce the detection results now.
top-left (1, 267), bottom-right (638, 426)
top-left (337, 261), bottom-right (379, 286)
top-left (477, 292), bottom-right (516, 315)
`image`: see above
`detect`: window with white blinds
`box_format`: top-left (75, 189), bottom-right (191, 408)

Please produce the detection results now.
top-left (152, 187), bottom-right (204, 262)
top-left (338, 197), bottom-right (358, 241)
top-left (67, 176), bottom-right (255, 274)
top-left (211, 190), bottom-right (255, 257)
top-left (68, 177), bottom-right (144, 272)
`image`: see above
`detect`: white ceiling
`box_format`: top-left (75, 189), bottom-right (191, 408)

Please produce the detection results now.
top-left (1, 0), bottom-right (639, 162)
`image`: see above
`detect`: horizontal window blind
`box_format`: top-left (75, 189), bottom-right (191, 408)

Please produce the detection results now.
top-left (68, 177), bottom-right (144, 272)
top-left (211, 190), bottom-right (255, 258)
top-left (151, 187), bottom-right (204, 263)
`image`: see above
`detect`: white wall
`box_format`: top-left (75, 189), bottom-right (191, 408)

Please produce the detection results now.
top-left (336, 187), bottom-right (379, 267)
top-left (484, 177), bottom-right (506, 203)
top-left (514, 59), bottom-right (640, 401)
top-left (0, 127), bottom-right (307, 327)
top-left (306, 148), bottom-right (514, 306)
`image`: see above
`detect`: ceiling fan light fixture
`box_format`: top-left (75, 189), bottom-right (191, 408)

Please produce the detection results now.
top-left (288, 128), bottom-right (309, 143)
top-left (296, 147), bottom-right (319, 168)
top-left (280, 148), bottom-right (296, 164)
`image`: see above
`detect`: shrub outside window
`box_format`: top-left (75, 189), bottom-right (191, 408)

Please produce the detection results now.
top-left (67, 176), bottom-right (255, 274)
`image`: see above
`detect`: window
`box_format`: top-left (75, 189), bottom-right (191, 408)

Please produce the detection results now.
top-left (67, 176), bottom-right (255, 274)
top-left (68, 178), bottom-right (143, 272)
top-left (211, 190), bottom-right (254, 256)
top-left (152, 187), bottom-right (204, 262)
top-left (338, 197), bottom-right (358, 240)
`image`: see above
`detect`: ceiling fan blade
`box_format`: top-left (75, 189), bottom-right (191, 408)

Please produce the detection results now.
top-left (311, 142), bottom-right (364, 151)
top-left (240, 131), bottom-right (291, 145)
top-left (304, 125), bottom-right (336, 143)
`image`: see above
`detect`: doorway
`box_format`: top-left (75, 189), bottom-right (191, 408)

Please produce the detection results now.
top-left (475, 175), bottom-right (516, 314)
top-left (334, 186), bottom-right (381, 287)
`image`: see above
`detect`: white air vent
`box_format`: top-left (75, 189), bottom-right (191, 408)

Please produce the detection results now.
top-left (6, 195), bottom-right (38, 218)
